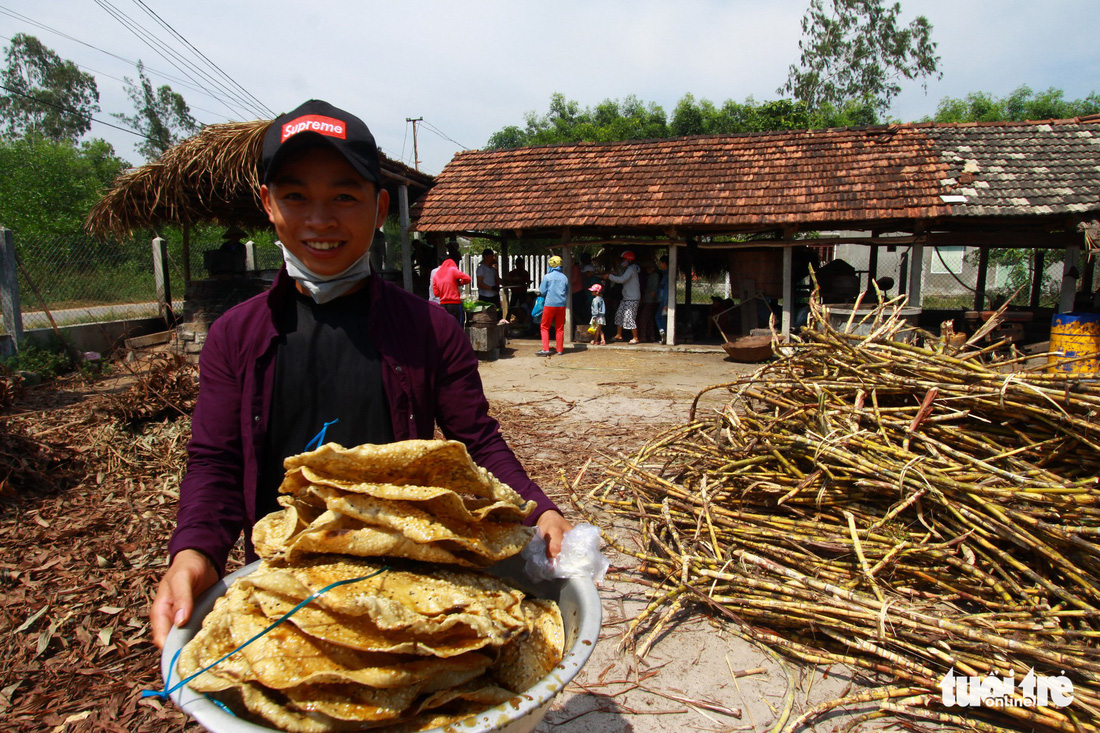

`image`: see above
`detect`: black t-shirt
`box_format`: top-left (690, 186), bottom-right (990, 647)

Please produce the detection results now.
top-left (257, 284), bottom-right (394, 519)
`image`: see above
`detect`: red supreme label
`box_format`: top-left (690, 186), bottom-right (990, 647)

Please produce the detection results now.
top-left (281, 114), bottom-right (347, 142)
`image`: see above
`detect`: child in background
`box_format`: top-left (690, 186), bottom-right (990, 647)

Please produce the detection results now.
top-left (589, 283), bottom-right (607, 345)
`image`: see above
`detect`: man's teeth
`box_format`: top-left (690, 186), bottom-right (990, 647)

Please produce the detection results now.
top-left (307, 241), bottom-right (342, 251)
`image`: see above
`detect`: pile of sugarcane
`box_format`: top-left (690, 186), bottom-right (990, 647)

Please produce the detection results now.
top-left (583, 296), bottom-right (1100, 733)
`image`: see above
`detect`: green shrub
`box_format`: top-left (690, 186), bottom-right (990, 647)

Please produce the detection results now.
top-left (2, 342), bottom-right (73, 377)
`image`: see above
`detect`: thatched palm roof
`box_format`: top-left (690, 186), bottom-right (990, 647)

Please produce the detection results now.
top-left (86, 120), bottom-right (434, 239)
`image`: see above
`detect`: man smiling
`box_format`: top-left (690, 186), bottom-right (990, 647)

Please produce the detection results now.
top-left (149, 100), bottom-right (573, 648)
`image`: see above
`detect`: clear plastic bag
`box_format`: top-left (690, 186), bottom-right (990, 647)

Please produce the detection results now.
top-left (522, 523), bottom-right (609, 583)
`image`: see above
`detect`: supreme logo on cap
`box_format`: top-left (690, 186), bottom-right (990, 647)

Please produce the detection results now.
top-left (281, 114), bottom-right (347, 143)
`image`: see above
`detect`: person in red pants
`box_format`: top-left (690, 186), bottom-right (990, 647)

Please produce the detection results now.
top-left (536, 255), bottom-right (569, 356)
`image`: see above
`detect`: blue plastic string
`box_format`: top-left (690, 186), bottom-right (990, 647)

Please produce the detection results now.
top-left (144, 566), bottom-right (388, 702)
top-left (304, 418), bottom-right (340, 452)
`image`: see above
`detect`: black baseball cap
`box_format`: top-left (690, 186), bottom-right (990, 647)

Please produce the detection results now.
top-left (261, 99), bottom-right (382, 185)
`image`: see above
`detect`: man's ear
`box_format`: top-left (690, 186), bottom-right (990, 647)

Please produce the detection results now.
top-left (260, 184), bottom-right (276, 224)
top-left (375, 187), bottom-right (390, 224)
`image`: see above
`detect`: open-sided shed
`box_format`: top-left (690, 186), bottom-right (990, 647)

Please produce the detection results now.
top-left (413, 116), bottom-right (1100, 342)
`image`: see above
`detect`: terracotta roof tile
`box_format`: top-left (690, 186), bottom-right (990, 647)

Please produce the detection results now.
top-left (413, 119), bottom-right (1100, 235)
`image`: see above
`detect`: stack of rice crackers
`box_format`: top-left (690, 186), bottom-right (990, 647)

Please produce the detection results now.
top-left (178, 440), bottom-right (564, 732)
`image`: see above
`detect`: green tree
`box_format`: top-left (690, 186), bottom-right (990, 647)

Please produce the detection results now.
top-left (931, 86), bottom-right (1100, 123)
top-left (485, 93), bottom-right (668, 149)
top-left (112, 60), bottom-right (200, 160)
top-left (670, 93), bottom-right (707, 137)
top-left (0, 33), bottom-right (100, 142)
top-left (780, 0), bottom-right (940, 115)
top-left (487, 92), bottom-right (888, 149)
top-left (0, 135), bottom-right (126, 238)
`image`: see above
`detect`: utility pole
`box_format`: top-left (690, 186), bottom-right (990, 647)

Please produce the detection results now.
top-left (406, 117), bottom-right (423, 171)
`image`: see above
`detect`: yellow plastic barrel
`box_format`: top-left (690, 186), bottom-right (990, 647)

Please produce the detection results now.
top-left (1048, 312), bottom-right (1100, 374)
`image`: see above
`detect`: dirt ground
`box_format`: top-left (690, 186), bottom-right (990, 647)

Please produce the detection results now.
top-left (479, 339), bottom-right (861, 733)
top-left (0, 338), bottom-right (864, 733)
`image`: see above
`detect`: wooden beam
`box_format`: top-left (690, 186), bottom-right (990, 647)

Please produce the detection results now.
top-left (692, 230), bottom-right (1083, 250)
top-left (974, 247), bottom-right (989, 311)
top-left (908, 241), bottom-right (924, 307)
top-left (684, 237), bottom-right (695, 309)
top-left (1030, 249), bottom-right (1046, 308)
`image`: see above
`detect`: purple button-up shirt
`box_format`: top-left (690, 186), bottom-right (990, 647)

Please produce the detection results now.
top-left (168, 269), bottom-right (558, 572)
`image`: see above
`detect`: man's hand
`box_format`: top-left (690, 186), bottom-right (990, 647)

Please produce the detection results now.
top-left (535, 510), bottom-right (574, 559)
top-left (150, 549), bottom-right (220, 649)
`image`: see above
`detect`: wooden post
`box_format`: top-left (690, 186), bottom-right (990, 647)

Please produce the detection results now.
top-left (152, 236), bottom-right (173, 323)
top-left (1060, 243), bottom-right (1081, 314)
top-left (974, 247), bottom-right (989, 311)
top-left (561, 235), bottom-right (573, 343)
top-left (1030, 249), bottom-right (1046, 309)
top-left (667, 244), bottom-right (679, 345)
top-left (0, 228), bottom-right (22, 353)
top-left (399, 184), bottom-right (413, 292)
top-left (781, 246), bottom-right (793, 340)
top-left (908, 241), bottom-right (924, 308)
top-left (684, 238), bottom-right (694, 310)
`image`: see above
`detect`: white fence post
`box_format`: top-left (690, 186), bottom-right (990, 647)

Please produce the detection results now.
top-left (0, 227), bottom-right (22, 355)
top-left (399, 184), bottom-right (413, 292)
top-left (244, 240), bottom-right (256, 272)
top-left (152, 236), bottom-right (173, 322)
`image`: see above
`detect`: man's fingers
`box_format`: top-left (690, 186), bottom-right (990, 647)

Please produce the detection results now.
top-left (150, 590), bottom-right (177, 650)
top-left (546, 530), bottom-right (564, 558)
top-left (167, 571), bottom-right (197, 629)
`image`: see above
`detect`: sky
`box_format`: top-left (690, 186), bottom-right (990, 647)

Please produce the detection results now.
top-left (2, 0), bottom-right (1098, 174)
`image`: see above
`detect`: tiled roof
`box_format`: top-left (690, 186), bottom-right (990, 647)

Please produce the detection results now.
top-left (927, 122), bottom-right (1100, 217)
top-left (413, 118), bottom-right (1100, 236)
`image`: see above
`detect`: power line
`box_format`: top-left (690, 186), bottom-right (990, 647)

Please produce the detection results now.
top-left (0, 35), bottom-right (220, 122)
top-left (92, 0), bottom-right (261, 119)
top-left (419, 119), bottom-right (470, 150)
top-left (92, 0), bottom-right (257, 119)
top-left (0, 6), bottom-right (221, 105)
top-left (71, 62), bottom-right (221, 120)
top-left (400, 118), bottom-right (411, 166)
top-left (0, 82), bottom-right (157, 142)
top-left (130, 0), bottom-right (273, 118)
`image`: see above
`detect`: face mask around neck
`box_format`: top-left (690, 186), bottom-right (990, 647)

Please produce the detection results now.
top-left (277, 241), bottom-right (372, 304)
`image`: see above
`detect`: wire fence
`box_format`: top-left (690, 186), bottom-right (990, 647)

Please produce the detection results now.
top-left (11, 232), bottom-right (173, 332)
top-left (832, 244), bottom-right (1083, 310)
